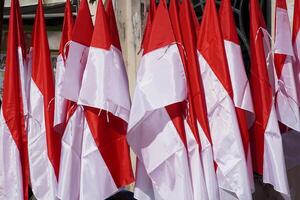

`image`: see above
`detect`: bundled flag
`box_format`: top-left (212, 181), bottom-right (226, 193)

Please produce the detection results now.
top-left (77, 0), bottom-right (134, 199)
top-left (178, 0), bottom-right (219, 198)
top-left (0, 0), bottom-right (29, 199)
top-left (27, 0), bottom-right (61, 199)
top-left (273, 0), bottom-right (300, 132)
top-left (249, 0), bottom-right (290, 198)
top-left (57, 0), bottom-right (93, 199)
top-left (219, 0), bottom-right (255, 191)
top-left (168, 0), bottom-right (210, 199)
top-left (54, 0), bottom-right (74, 134)
top-left (127, 1), bottom-right (194, 199)
top-left (197, 0), bottom-right (252, 199)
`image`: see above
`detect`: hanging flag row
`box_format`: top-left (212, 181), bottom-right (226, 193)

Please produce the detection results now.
top-left (0, 0), bottom-right (300, 200)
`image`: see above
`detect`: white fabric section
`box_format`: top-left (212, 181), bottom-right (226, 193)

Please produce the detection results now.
top-left (128, 45), bottom-right (193, 200)
top-left (18, 47), bottom-right (29, 117)
top-left (275, 56), bottom-right (300, 131)
top-left (26, 49), bottom-right (33, 103)
top-left (184, 120), bottom-right (209, 200)
top-left (274, 7), bottom-right (300, 131)
top-left (282, 130), bottom-right (300, 170)
top-left (274, 8), bottom-right (295, 57)
top-left (54, 54), bottom-right (68, 129)
top-left (0, 110), bottom-right (23, 200)
top-left (293, 32), bottom-right (300, 103)
top-left (78, 46), bottom-right (131, 122)
top-left (61, 41), bottom-right (89, 102)
top-left (246, 145), bottom-right (255, 192)
top-left (262, 30), bottom-right (277, 94)
top-left (28, 79), bottom-right (58, 200)
top-left (57, 107), bottom-right (84, 200)
top-left (128, 45), bottom-right (187, 131)
top-left (197, 52), bottom-right (252, 200)
top-left (263, 104), bottom-right (290, 199)
top-left (197, 121), bottom-right (220, 200)
top-left (80, 117), bottom-right (118, 200)
top-left (134, 160), bottom-right (155, 200)
top-left (224, 41), bottom-right (254, 113)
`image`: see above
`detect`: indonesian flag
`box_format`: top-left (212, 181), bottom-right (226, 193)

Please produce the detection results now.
top-left (127, 1), bottom-right (194, 200)
top-left (133, 1), bottom-right (157, 199)
top-left (54, 0), bottom-right (74, 133)
top-left (27, 0), bottom-right (61, 199)
top-left (57, 0), bottom-right (93, 199)
top-left (273, 0), bottom-right (300, 131)
top-left (0, 0), bottom-right (29, 199)
top-left (178, 0), bottom-right (219, 199)
top-left (77, 0), bottom-right (134, 199)
top-left (249, 0), bottom-right (290, 198)
top-left (169, 0), bottom-right (210, 199)
top-left (293, 0), bottom-right (300, 101)
top-left (219, 0), bottom-right (255, 192)
top-left (197, 0), bottom-right (252, 199)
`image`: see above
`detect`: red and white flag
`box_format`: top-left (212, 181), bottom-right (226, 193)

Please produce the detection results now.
top-left (54, 0), bottom-right (74, 133)
top-left (219, 0), bottom-right (255, 192)
top-left (273, 0), bottom-right (300, 131)
top-left (249, 0), bottom-right (290, 198)
top-left (127, 1), bottom-right (194, 200)
top-left (57, 0), bottom-right (93, 199)
top-left (197, 0), bottom-right (252, 199)
top-left (77, 0), bottom-right (134, 199)
top-left (27, 0), bottom-right (61, 199)
top-left (168, 0), bottom-right (210, 199)
top-left (178, 0), bottom-right (219, 199)
top-left (293, 0), bottom-right (300, 101)
top-left (0, 0), bottom-right (29, 199)
top-left (133, 1), bottom-right (157, 199)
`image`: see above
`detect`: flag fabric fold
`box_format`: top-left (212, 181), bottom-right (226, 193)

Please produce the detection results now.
top-left (197, 0), bottom-right (252, 199)
top-left (128, 1), bottom-right (194, 199)
top-left (249, 0), bottom-right (290, 198)
top-left (77, 0), bottom-right (134, 199)
top-left (27, 0), bottom-right (61, 199)
top-left (219, 0), bottom-right (255, 192)
top-left (0, 0), bottom-right (28, 199)
top-left (54, 0), bottom-right (74, 133)
top-left (57, 0), bottom-right (93, 199)
top-left (273, 0), bottom-right (300, 132)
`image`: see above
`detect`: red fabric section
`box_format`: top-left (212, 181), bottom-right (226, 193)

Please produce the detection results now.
top-left (165, 102), bottom-right (188, 149)
top-left (84, 107), bottom-right (134, 187)
top-left (71, 0), bottom-right (93, 46)
top-left (235, 108), bottom-right (250, 157)
top-left (59, 0), bottom-right (73, 56)
top-left (249, 0), bottom-right (273, 175)
top-left (292, 0), bottom-right (300, 43)
top-left (197, 0), bottom-right (233, 98)
top-left (141, 0), bottom-right (156, 51)
top-left (276, 0), bottom-right (287, 9)
top-left (143, 0), bottom-right (175, 54)
top-left (274, 53), bottom-right (287, 78)
top-left (91, 0), bottom-right (111, 50)
top-left (219, 0), bottom-right (240, 44)
top-left (2, 0), bottom-right (28, 199)
top-left (31, 0), bottom-right (61, 178)
top-left (106, 0), bottom-right (122, 50)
